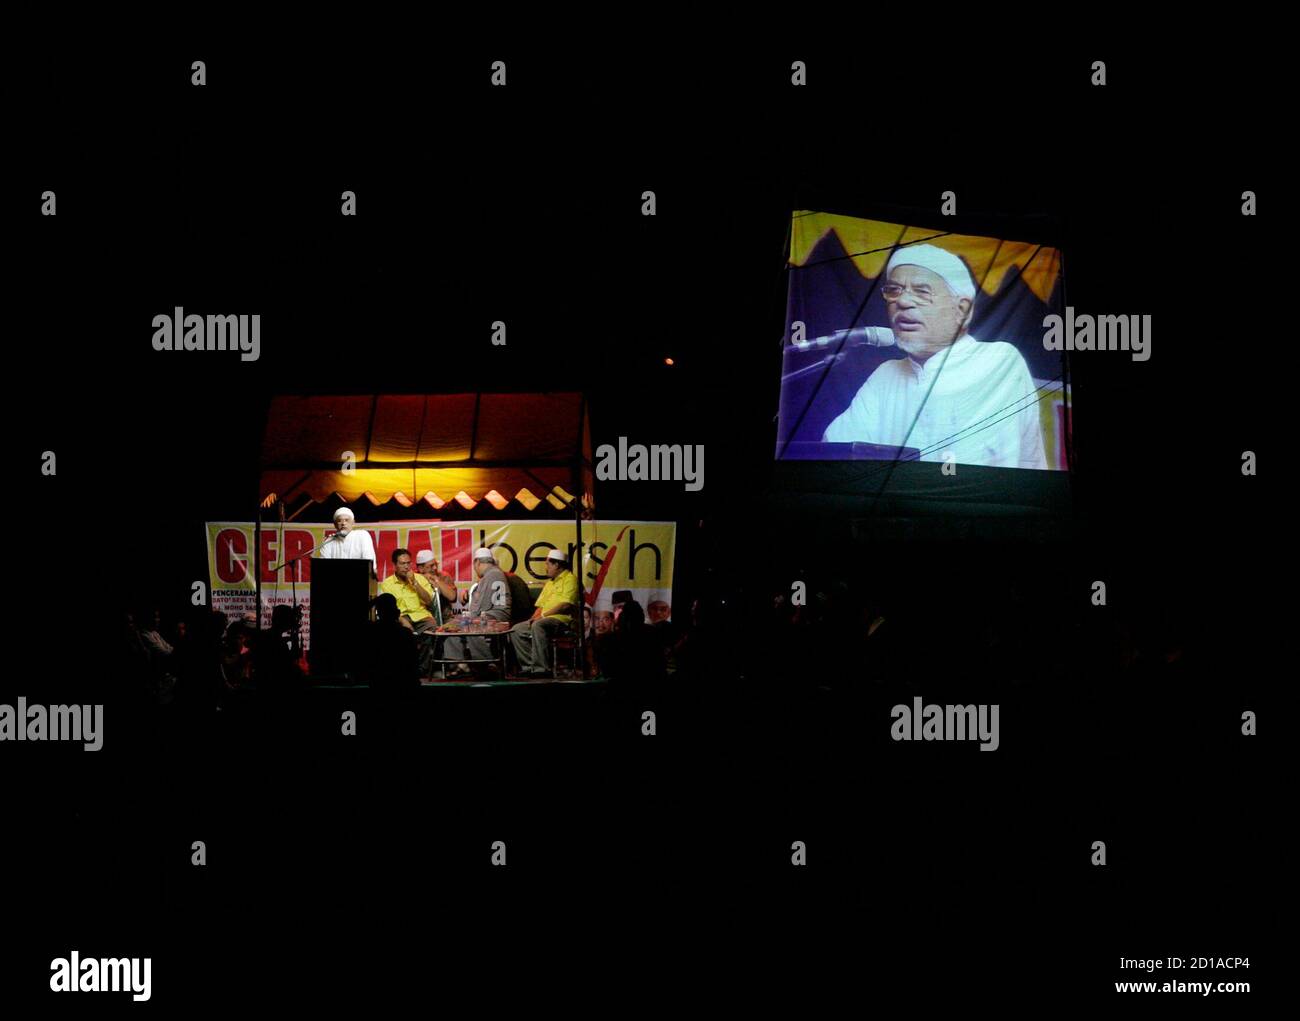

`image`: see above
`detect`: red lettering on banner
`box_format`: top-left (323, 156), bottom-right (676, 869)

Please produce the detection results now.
top-left (215, 529), bottom-right (248, 584)
top-left (406, 528), bottom-right (434, 564)
top-left (441, 528), bottom-right (473, 584)
top-left (259, 531), bottom-right (280, 584)
top-left (281, 529), bottom-right (314, 583)
top-left (373, 530), bottom-right (401, 581)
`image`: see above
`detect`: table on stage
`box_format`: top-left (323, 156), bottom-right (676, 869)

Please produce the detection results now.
top-left (425, 618), bottom-right (512, 679)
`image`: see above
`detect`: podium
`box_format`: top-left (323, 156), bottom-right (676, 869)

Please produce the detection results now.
top-left (310, 559), bottom-right (373, 679)
top-left (779, 440), bottom-right (922, 461)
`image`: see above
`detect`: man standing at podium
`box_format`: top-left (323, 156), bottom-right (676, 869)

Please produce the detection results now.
top-left (316, 506), bottom-right (377, 578)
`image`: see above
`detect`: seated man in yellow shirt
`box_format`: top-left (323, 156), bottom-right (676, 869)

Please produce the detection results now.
top-left (377, 548), bottom-right (438, 676)
top-left (510, 549), bottom-right (580, 677)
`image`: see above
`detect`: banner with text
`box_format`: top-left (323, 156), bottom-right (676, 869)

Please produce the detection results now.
top-left (206, 520), bottom-right (677, 638)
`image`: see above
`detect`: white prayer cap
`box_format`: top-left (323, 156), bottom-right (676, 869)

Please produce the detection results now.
top-left (546, 549), bottom-right (568, 562)
top-left (884, 244), bottom-right (976, 300)
top-left (415, 550), bottom-right (436, 565)
top-left (473, 547), bottom-right (496, 562)
top-left (333, 507), bottom-right (355, 521)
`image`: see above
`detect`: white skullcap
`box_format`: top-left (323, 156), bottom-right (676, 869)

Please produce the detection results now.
top-left (885, 244), bottom-right (976, 300)
top-left (473, 547), bottom-right (496, 562)
top-left (546, 549), bottom-right (568, 562)
top-left (333, 507), bottom-right (355, 520)
top-left (415, 550), bottom-right (436, 565)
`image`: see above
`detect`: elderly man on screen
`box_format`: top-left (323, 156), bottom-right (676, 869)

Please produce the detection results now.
top-left (316, 506), bottom-right (378, 577)
top-left (510, 549), bottom-right (580, 678)
top-left (822, 244), bottom-right (1048, 470)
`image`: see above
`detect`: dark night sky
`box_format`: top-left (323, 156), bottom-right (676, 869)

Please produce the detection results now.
top-left (13, 43), bottom-right (1277, 645)
top-left (5, 38), bottom-right (1282, 1007)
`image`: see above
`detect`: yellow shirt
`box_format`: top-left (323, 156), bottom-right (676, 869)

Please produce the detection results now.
top-left (535, 570), bottom-right (579, 624)
top-left (378, 572), bottom-right (435, 623)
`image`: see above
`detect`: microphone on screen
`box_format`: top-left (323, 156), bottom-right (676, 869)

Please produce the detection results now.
top-left (781, 326), bottom-right (898, 383)
top-left (788, 326), bottom-right (897, 350)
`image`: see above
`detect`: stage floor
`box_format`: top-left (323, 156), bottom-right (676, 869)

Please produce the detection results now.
top-left (308, 677), bottom-right (607, 689)
top-left (420, 676), bottom-right (604, 688)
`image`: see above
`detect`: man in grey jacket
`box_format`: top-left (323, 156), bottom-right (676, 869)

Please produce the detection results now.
top-left (442, 547), bottom-right (512, 668)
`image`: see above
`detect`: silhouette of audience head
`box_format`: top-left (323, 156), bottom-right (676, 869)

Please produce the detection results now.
top-left (373, 592), bottom-right (400, 624)
top-left (616, 600), bottom-right (645, 631)
top-left (270, 604), bottom-right (296, 635)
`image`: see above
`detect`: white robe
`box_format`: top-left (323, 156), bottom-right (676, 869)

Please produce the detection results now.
top-left (316, 528), bottom-right (377, 571)
top-left (823, 334), bottom-right (1049, 469)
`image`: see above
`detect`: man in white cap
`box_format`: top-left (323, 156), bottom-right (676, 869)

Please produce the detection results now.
top-left (315, 507), bottom-right (378, 577)
top-left (441, 547), bottom-right (512, 670)
top-left (510, 548), bottom-right (580, 677)
top-left (415, 549), bottom-right (457, 624)
top-left (822, 243), bottom-right (1047, 469)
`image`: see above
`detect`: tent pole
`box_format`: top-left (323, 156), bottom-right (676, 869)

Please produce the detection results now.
top-left (573, 457), bottom-right (587, 680)
top-left (254, 503), bottom-right (262, 633)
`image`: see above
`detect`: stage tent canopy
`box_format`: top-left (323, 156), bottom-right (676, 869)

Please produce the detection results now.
top-left (258, 393), bottom-right (593, 513)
